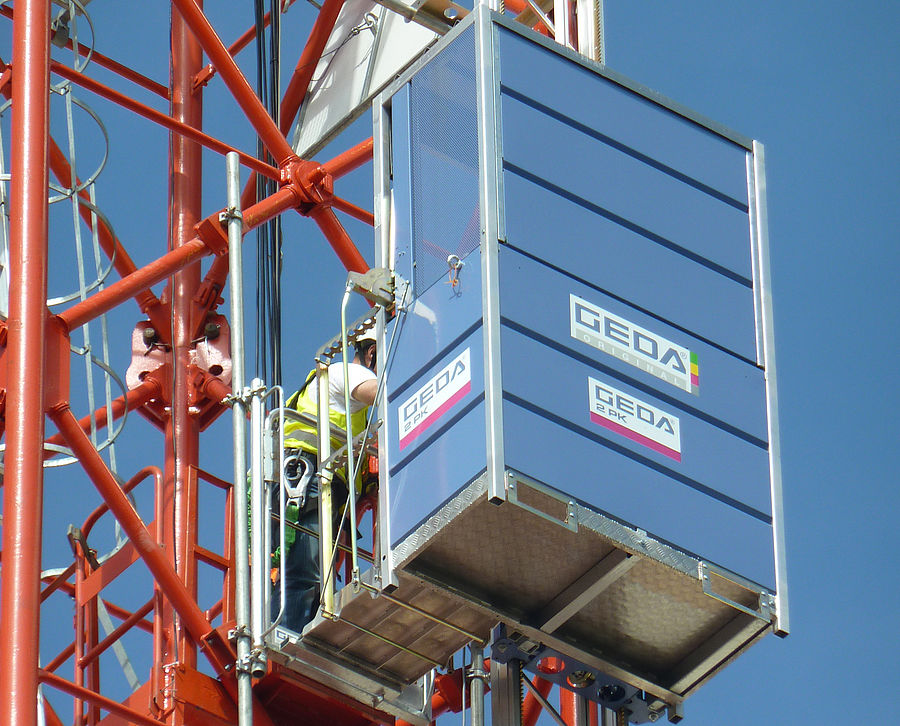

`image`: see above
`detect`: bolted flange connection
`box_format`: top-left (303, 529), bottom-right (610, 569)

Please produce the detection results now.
top-left (285, 159), bottom-right (335, 215)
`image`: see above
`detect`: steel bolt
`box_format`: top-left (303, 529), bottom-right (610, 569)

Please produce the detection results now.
top-left (204, 322), bottom-right (221, 340)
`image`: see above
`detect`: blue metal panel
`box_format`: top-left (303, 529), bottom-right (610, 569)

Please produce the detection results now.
top-left (500, 93), bottom-right (753, 283)
top-left (500, 327), bottom-right (771, 517)
top-left (496, 27), bottom-right (750, 206)
top-left (387, 333), bottom-right (486, 546)
top-left (409, 26), bottom-right (480, 298)
top-left (502, 401), bottom-right (775, 588)
top-left (390, 84), bottom-right (414, 286)
top-left (501, 172), bottom-right (758, 362)
top-left (382, 13), bottom-right (778, 595)
top-left (498, 246), bottom-right (768, 442)
top-left (386, 247), bottom-right (484, 389)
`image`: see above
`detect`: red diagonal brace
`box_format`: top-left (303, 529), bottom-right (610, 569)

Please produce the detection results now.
top-left (49, 403), bottom-right (235, 675)
top-left (171, 0), bottom-right (296, 166)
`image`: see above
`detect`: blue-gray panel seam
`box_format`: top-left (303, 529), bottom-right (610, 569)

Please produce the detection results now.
top-left (501, 86), bottom-right (748, 211)
top-left (503, 163), bottom-right (753, 288)
top-left (504, 393), bottom-right (771, 524)
top-left (491, 13), bottom-right (754, 150)
top-left (389, 392), bottom-right (486, 478)
top-left (500, 242), bottom-right (758, 366)
top-left (387, 318), bottom-right (484, 403)
top-left (501, 317), bottom-right (767, 449)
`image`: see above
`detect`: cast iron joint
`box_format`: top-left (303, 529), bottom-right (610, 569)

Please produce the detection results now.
top-left (285, 159), bottom-right (335, 216)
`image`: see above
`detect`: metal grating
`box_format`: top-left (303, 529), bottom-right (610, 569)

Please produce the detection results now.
top-left (410, 26), bottom-right (480, 297)
top-left (393, 476), bottom-right (774, 701)
top-left (278, 570), bottom-right (496, 685)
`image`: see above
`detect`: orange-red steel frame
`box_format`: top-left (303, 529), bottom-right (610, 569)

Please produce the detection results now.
top-left (0, 1), bottom-right (585, 725)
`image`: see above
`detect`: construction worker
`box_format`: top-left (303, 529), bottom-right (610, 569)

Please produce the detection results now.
top-left (274, 330), bottom-right (377, 632)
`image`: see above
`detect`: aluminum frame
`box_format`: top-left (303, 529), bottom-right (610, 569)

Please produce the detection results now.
top-left (475, 5), bottom-right (508, 503)
top-left (749, 141), bottom-right (789, 635)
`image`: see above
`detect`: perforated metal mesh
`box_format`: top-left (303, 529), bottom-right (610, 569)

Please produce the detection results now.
top-left (410, 27), bottom-right (480, 297)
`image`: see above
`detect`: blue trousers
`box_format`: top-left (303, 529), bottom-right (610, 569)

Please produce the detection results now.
top-left (272, 478), bottom-right (348, 633)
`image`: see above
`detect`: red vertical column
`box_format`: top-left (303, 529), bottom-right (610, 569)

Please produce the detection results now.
top-left (560, 690), bottom-right (599, 726)
top-left (165, 1), bottom-right (204, 675)
top-left (0, 1), bottom-right (51, 725)
top-left (561, 688), bottom-right (577, 726)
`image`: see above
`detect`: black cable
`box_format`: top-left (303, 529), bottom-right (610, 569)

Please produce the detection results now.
top-left (252, 0), bottom-right (284, 390)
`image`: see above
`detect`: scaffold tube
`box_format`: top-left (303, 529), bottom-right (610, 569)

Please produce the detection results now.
top-left (226, 152), bottom-right (254, 726)
top-left (340, 285), bottom-right (360, 588)
top-left (249, 379), bottom-right (268, 676)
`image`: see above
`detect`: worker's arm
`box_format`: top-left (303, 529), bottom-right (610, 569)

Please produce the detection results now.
top-left (351, 378), bottom-right (377, 406)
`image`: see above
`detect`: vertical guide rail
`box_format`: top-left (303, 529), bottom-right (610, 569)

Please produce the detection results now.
top-left (339, 287), bottom-right (361, 586)
top-left (225, 151), bottom-right (254, 726)
top-left (491, 658), bottom-right (523, 726)
top-left (249, 379), bottom-right (269, 675)
top-left (317, 361), bottom-right (336, 615)
top-left (0, 1), bottom-right (51, 724)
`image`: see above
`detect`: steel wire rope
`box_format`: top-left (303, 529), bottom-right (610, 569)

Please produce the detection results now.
top-left (57, 0), bottom-right (126, 527)
top-left (254, 0), bottom-right (283, 391)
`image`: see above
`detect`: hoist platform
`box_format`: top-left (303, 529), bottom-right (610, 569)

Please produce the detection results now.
top-left (266, 6), bottom-right (786, 722)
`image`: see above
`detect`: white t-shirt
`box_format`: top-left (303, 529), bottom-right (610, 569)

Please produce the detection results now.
top-left (326, 361), bottom-right (376, 415)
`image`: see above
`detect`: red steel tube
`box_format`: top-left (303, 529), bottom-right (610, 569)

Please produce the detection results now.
top-left (82, 466), bottom-right (162, 539)
top-left (523, 676), bottom-right (555, 726)
top-left (44, 643), bottom-right (76, 674)
top-left (230, 0), bottom-right (344, 211)
top-left (170, 0), bottom-right (296, 165)
top-left (561, 687), bottom-right (598, 726)
top-left (43, 377), bottom-right (160, 451)
top-left (231, 0), bottom-right (299, 62)
top-left (0, 67), bottom-right (167, 331)
top-left (323, 137), bottom-right (374, 180)
top-left (40, 562), bottom-right (77, 602)
top-left (40, 578), bottom-right (156, 635)
top-left (49, 404), bottom-right (226, 663)
top-left (39, 671), bottom-right (165, 726)
top-left (47, 135), bottom-right (167, 327)
top-left (61, 182), bottom-right (305, 331)
top-left (242, 185), bottom-right (304, 230)
top-left (168, 3), bottom-right (204, 667)
top-left (280, 0), bottom-right (345, 135)
top-left (0, 0), bottom-right (51, 724)
top-left (48, 60), bottom-right (279, 180)
top-left (197, 0), bottom-right (347, 316)
top-left (0, 5), bottom-right (169, 98)
top-left (60, 238), bottom-right (209, 330)
top-left (78, 599), bottom-right (154, 667)
top-left (192, 0), bottom-right (299, 89)
top-left (331, 195), bottom-right (375, 226)
top-left (309, 205), bottom-right (369, 273)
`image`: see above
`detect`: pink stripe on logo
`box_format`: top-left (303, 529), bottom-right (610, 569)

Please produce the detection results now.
top-left (399, 382), bottom-right (471, 451)
top-left (590, 412), bottom-right (682, 462)
top-left (691, 373), bottom-right (700, 385)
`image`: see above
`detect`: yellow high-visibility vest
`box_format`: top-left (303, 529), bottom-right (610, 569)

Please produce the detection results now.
top-left (283, 369), bottom-right (370, 490)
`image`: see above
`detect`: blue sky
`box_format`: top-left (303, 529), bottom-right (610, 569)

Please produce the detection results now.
top-left (603, 3), bottom-right (900, 724)
top-left (1, 1), bottom-right (897, 724)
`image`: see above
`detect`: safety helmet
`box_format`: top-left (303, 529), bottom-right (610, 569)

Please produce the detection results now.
top-left (355, 328), bottom-right (377, 346)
